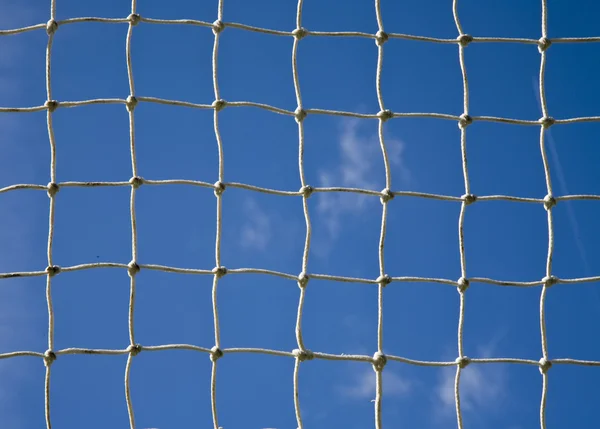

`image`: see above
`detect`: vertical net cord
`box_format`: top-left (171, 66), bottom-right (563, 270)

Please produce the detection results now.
top-left (373, 1), bottom-right (393, 428)
top-left (210, 2), bottom-right (226, 428)
top-left (452, 1), bottom-right (473, 428)
top-left (124, 2), bottom-right (141, 429)
top-left (537, 0), bottom-right (554, 427)
top-left (291, 1), bottom-right (312, 428)
top-left (43, 1), bottom-right (59, 428)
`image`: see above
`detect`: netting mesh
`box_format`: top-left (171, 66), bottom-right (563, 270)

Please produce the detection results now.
top-left (1, 0), bottom-right (600, 428)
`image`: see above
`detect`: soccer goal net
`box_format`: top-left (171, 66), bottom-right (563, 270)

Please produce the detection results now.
top-left (1, 0), bottom-right (599, 428)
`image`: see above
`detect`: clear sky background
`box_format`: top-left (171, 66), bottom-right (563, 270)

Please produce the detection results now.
top-left (1, 0), bottom-right (600, 428)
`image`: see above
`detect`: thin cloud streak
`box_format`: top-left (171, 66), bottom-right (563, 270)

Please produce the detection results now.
top-left (531, 77), bottom-right (600, 314)
top-left (531, 77), bottom-right (592, 277)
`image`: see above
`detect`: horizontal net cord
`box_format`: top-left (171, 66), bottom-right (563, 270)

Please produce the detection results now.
top-left (2, 262), bottom-right (600, 289)
top-left (2, 346), bottom-right (600, 368)
top-left (2, 180), bottom-right (600, 203)
top-left (2, 15), bottom-right (600, 45)
top-left (3, 98), bottom-right (600, 127)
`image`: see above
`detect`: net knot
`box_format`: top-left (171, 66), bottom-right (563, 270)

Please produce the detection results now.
top-left (380, 188), bottom-right (394, 204)
top-left (376, 274), bottom-right (391, 287)
top-left (538, 37), bottom-right (552, 53)
top-left (47, 182), bottom-right (59, 198)
top-left (46, 19), bottom-right (58, 35)
top-left (297, 272), bottom-right (309, 288)
top-left (292, 27), bottom-right (307, 40)
top-left (127, 261), bottom-right (140, 277)
top-left (212, 99), bottom-right (227, 112)
top-left (43, 350), bottom-right (57, 366)
top-left (377, 109), bottom-right (393, 122)
top-left (127, 344), bottom-right (142, 356)
top-left (542, 275), bottom-right (558, 288)
top-left (462, 194), bottom-right (477, 205)
top-left (294, 107), bottom-right (307, 123)
top-left (543, 194), bottom-right (556, 211)
top-left (540, 116), bottom-right (555, 129)
top-left (457, 34), bottom-right (473, 47)
top-left (375, 30), bottom-right (389, 46)
top-left (129, 176), bottom-right (144, 189)
top-left (293, 348), bottom-right (314, 362)
top-left (212, 266), bottom-right (228, 278)
top-left (210, 346), bottom-right (223, 362)
top-left (45, 100), bottom-right (59, 113)
top-left (458, 113), bottom-right (472, 129)
top-left (212, 20), bottom-right (225, 35)
top-left (126, 95), bottom-right (138, 112)
top-left (372, 351), bottom-right (387, 371)
top-left (457, 277), bottom-right (470, 293)
top-left (538, 357), bottom-right (552, 374)
top-left (213, 181), bottom-right (226, 196)
top-left (300, 185), bottom-right (313, 198)
top-left (128, 13), bottom-right (141, 26)
top-left (455, 356), bottom-right (470, 368)
top-left (46, 265), bottom-right (61, 277)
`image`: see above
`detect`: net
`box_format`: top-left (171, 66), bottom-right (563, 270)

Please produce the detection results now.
top-left (1, 0), bottom-right (600, 428)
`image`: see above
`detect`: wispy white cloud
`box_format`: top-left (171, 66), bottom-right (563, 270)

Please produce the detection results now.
top-left (236, 196), bottom-right (303, 261)
top-left (436, 361), bottom-right (503, 412)
top-left (317, 118), bottom-right (409, 240)
top-left (338, 366), bottom-right (411, 401)
top-left (434, 343), bottom-right (507, 422)
top-left (239, 197), bottom-right (272, 251)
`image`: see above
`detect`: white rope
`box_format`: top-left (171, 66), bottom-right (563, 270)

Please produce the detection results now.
top-left (1, 1), bottom-right (599, 429)
top-left (452, 1), bottom-right (473, 426)
top-left (124, 2), bottom-right (141, 427)
top-left (43, 1), bottom-right (59, 427)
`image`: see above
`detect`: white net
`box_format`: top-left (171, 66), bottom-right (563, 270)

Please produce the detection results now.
top-left (1, 0), bottom-right (600, 428)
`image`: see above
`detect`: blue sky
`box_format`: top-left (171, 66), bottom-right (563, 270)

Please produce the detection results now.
top-left (1, 0), bottom-right (600, 428)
